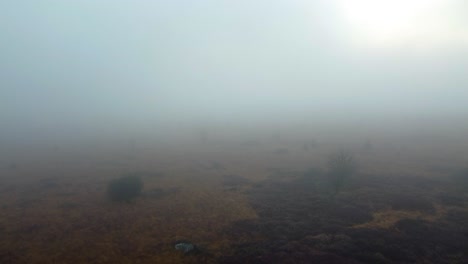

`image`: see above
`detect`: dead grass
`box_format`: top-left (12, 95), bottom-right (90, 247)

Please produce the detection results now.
top-left (0, 140), bottom-right (466, 263)
top-left (353, 203), bottom-right (447, 229)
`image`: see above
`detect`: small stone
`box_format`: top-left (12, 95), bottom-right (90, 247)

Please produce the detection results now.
top-left (174, 242), bottom-right (197, 254)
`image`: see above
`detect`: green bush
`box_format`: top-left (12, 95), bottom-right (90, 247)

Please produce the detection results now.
top-left (107, 175), bottom-right (143, 202)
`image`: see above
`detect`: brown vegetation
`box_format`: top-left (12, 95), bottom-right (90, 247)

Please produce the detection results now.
top-left (0, 139), bottom-right (467, 263)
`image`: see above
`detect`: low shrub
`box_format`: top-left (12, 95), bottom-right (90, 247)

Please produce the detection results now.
top-left (107, 175), bottom-right (143, 202)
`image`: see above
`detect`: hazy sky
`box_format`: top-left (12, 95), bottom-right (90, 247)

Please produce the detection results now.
top-left (1, 0), bottom-right (468, 140)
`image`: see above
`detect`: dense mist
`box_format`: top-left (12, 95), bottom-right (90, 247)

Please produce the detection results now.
top-left (2, 0), bottom-right (468, 148)
top-left (1, 1), bottom-right (468, 263)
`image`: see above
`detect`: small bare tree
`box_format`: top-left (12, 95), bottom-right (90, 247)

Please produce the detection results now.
top-left (327, 150), bottom-right (357, 194)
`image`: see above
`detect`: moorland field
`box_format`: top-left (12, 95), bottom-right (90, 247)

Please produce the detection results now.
top-left (1, 123), bottom-right (467, 263)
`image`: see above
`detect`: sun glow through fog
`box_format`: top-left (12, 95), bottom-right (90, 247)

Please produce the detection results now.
top-left (336, 0), bottom-right (467, 50)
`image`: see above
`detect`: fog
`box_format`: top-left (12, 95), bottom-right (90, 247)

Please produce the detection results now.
top-left (1, 1), bottom-right (468, 263)
top-left (2, 0), bottom-right (468, 148)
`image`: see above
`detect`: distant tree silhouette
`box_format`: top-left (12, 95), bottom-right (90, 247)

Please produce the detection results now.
top-left (327, 150), bottom-right (357, 194)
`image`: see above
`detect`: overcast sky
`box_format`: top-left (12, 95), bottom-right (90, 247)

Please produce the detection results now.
top-left (1, 0), bottom-right (468, 141)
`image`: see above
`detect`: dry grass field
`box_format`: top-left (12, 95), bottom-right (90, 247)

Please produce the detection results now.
top-left (1, 133), bottom-right (467, 263)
